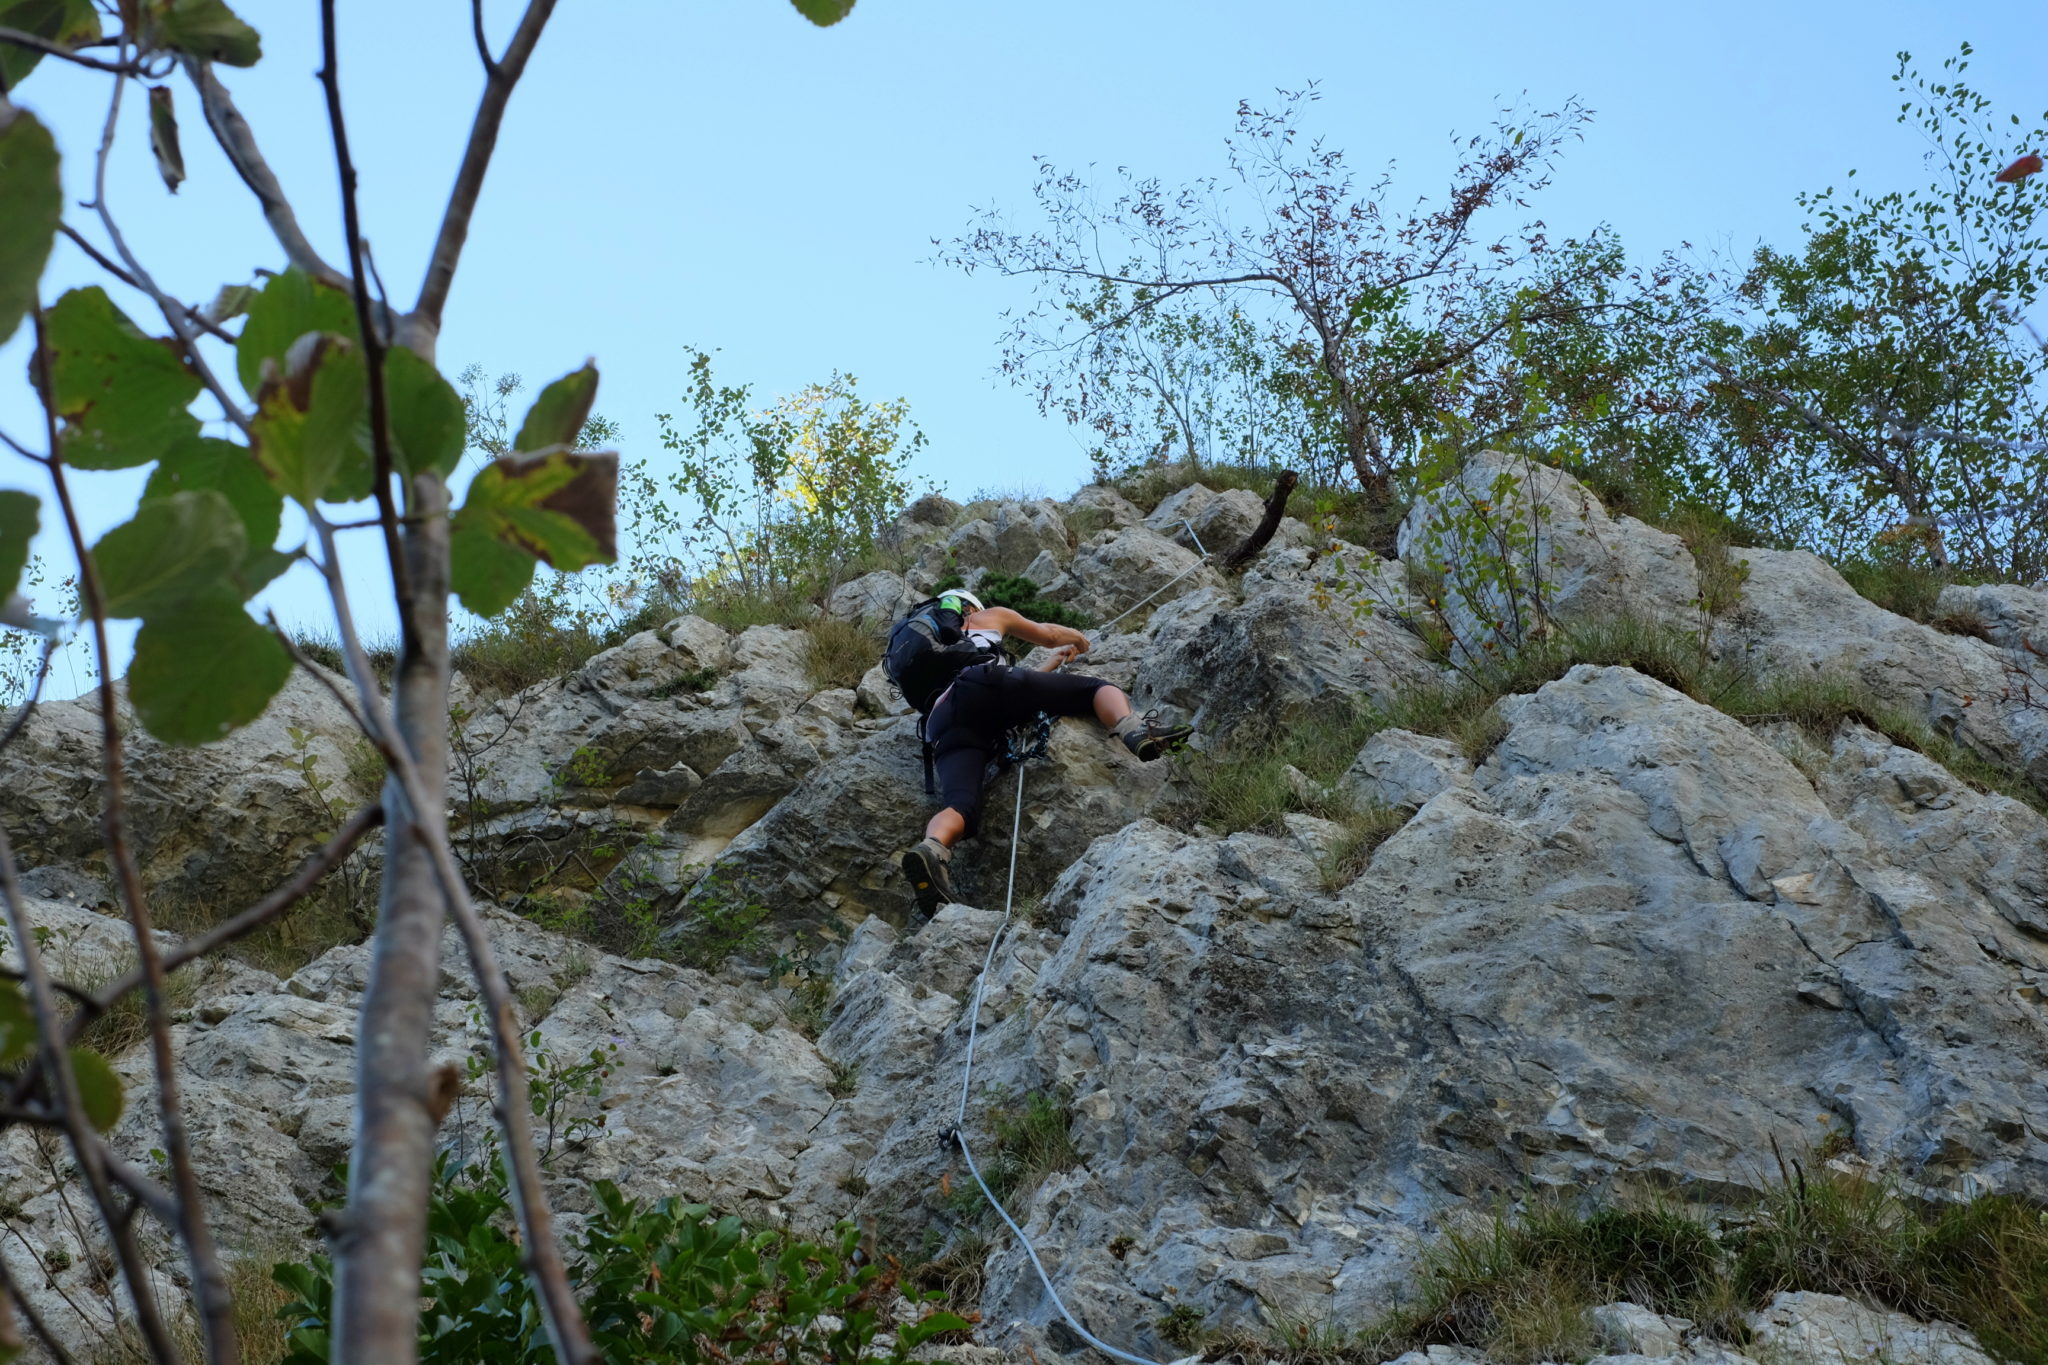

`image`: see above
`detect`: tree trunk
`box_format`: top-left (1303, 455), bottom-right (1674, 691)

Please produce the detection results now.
top-left (1221, 469), bottom-right (1298, 572)
top-left (332, 479), bottom-right (451, 1363)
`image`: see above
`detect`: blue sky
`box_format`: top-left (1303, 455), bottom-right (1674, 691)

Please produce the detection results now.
top-left (0, 0), bottom-right (2038, 694)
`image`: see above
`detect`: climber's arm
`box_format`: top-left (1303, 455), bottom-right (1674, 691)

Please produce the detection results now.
top-left (967, 606), bottom-right (1091, 657)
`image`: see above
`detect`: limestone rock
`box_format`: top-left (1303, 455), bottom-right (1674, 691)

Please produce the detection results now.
top-left (828, 570), bottom-right (918, 628)
top-left (1748, 1291), bottom-right (1993, 1365)
top-left (1399, 450), bottom-right (1701, 653)
top-left (1342, 728), bottom-right (1474, 810)
top-left (0, 669), bottom-right (369, 917)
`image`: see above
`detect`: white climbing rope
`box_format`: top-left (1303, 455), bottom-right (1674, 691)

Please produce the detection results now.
top-left (948, 756), bottom-right (1169, 1365)
top-left (944, 534), bottom-right (1229, 1365)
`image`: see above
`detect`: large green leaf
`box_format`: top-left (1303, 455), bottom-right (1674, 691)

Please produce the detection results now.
top-left (385, 346), bottom-right (466, 478)
top-left (235, 268), bottom-right (357, 396)
top-left (0, 490), bottom-right (37, 607)
top-left (67, 1046), bottom-right (124, 1132)
top-left (0, 105), bottom-right (61, 349)
top-left (145, 436), bottom-right (281, 554)
top-left (150, 0), bottom-right (260, 65)
top-left (92, 489), bottom-right (245, 620)
top-left (0, 0), bottom-right (102, 88)
top-left (513, 363), bottom-right (599, 454)
top-left (789, 0), bottom-right (855, 25)
top-left (449, 520), bottom-right (538, 618)
top-left (251, 338), bottom-right (370, 507)
top-left (128, 588), bottom-right (290, 744)
top-left (43, 286), bottom-right (202, 470)
top-left (0, 981), bottom-right (33, 1069)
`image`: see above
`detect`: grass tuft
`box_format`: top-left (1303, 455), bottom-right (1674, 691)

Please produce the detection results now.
top-left (803, 617), bottom-right (878, 691)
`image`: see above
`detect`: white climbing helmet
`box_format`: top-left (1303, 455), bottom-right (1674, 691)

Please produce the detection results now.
top-left (937, 587), bottom-right (984, 615)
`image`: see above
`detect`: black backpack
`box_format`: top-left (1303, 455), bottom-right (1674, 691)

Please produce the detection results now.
top-left (884, 597), bottom-right (1002, 793)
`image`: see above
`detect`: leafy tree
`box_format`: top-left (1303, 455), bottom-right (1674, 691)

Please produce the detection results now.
top-left (945, 85), bottom-right (1648, 507)
top-left (0, 2), bottom-right (855, 1363)
top-left (1704, 45), bottom-right (2048, 578)
top-left (628, 349), bottom-right (923, 610)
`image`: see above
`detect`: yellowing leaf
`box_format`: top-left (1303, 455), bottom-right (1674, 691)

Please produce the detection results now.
top-left (235, 267), bottom-right (357, 396)
top-left (449, 450), bottom-right (616, 617)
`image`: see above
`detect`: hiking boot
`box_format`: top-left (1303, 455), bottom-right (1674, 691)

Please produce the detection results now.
top-left (901, 837), bottom-right (955, 915)
top-left (1114, 710), bottom-right (1193, 761)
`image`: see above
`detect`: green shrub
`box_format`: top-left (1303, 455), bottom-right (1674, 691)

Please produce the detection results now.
top-left (273, 1158), bottom-right (968, 1365)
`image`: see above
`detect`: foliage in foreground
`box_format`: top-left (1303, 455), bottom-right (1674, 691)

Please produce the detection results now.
top-left (273, 1156), bottom-right (968, 1365)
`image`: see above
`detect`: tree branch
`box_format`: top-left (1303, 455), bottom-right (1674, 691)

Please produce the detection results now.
top-left (319, 0), bottom-right (414, 647)
top-left (1222, 469), bottom-right (1298, 572)
top-left (181, 56), bottom-right (349, 289)
top-left (0, 822), bottom-right (177, 1361)
top-left (469, 0), bottom-right (499, 77)
top-left (305, 514), bottom-right (596, 1363)
top-left (410, 0), bottom-right (558, 347)
top-left (59, 223), bottom-right (236, 343)
top-left (0, 27), bottom-right (142, 74)
top-left (35, 300), bottom-right (242, 1363)
top-left (85, 63), bottom-right (251, 437)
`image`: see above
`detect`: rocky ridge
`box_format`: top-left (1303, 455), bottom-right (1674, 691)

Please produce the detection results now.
top-left (4, 459), bottom-right (2047, 1364)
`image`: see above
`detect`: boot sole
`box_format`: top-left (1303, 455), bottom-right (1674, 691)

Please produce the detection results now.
top-left (1127, 731), bottom-right (1193, 761)
top-left (901, 846), bottom-right (949, 915)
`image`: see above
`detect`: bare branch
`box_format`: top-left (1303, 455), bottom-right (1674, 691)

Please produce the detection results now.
top-left (35, 299), bottom-right (242, 1363)
top-left (410, 0), bottom-right (560, 347)
top-left (0, 823), bottom-right (177, 1360)
top-left (0, 1248), bottom-right (82, 1365)
top-left (303, 512), bottom-right (596, 1363)
top-left (0, 27), bottom-right (142, 74)
top-left (1221, 469), bottom-right (1298, 572)
top-left (469, 0), bottom-right (499, 77)
top-left (59, 223), bottom-right (236, 343)
top-left (85, 61), bottom-right (251, 437)
top-left (181, 56), bottom-right (349, 289)
top-left (318, 0), bottom-right (414, 646)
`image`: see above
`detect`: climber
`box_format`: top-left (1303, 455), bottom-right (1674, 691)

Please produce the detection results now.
top-left (887, 588), bottom-right (1190, 914)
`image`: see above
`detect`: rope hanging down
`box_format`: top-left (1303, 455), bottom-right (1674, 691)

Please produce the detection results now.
top-left (942, 538), bottom-right (1220, 1365)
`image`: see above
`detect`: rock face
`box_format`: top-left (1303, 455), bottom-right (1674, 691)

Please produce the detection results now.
top-left (5, 467), bottom-right (2046, 1363)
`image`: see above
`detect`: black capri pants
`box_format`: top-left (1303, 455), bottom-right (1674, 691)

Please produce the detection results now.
top-left (927, 664), bottom-right (1112, 836)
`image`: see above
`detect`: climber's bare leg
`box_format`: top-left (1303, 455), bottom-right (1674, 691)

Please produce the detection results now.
top-left (1092, 685), bottom-right (1133, 728)
top-left (924, 807), bottom-right (967, 848)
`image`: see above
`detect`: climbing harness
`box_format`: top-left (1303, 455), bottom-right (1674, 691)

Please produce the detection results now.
top-left (938, 531), bottom-right (1221, 1365)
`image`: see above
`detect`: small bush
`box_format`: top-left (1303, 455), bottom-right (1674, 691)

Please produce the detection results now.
top-left (272, 1157), bottom-right (969, 1365)
top-left (451, 579), bottom-right (676, 697)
